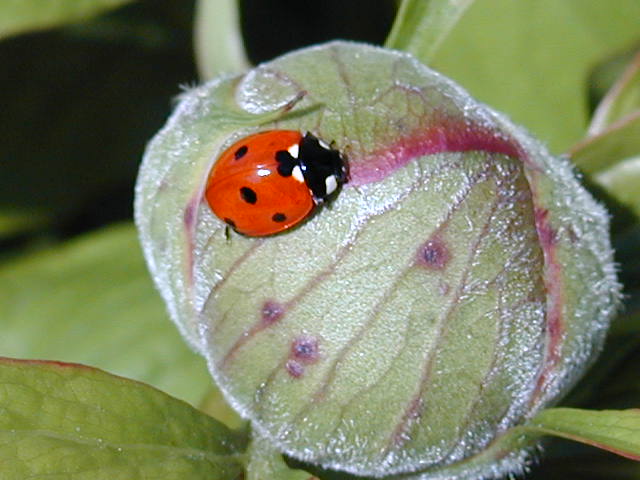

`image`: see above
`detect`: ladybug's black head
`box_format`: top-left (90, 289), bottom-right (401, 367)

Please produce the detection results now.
top-left (298, 132), bottom-right (348, 202)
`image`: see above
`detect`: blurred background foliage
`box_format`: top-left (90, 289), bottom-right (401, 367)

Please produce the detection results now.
top-left (0, 0), bottom-right (639, 478)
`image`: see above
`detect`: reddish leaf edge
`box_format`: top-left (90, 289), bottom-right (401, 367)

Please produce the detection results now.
top-left (0, 355), bottom-right (99, 371)
top-left (0, 355), bottom-right (170, 392)
top-left (0, 356), bottom-right (235, 431)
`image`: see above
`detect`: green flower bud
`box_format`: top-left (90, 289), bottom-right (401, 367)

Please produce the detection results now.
top-left (135, 41), bottom-right (620, 478)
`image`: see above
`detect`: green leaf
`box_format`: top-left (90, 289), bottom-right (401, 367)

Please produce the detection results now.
top-left (589, 48), bottom-right (639, 111)
top-left (199, 385), bottom-right (246, 430)
top-left (589, 51), bottom-right (640, 135)
top-left (0, 357), bottom-right (245, 479)
top-left (0, 223), bottom-right (212, 405)
top-left (431, 0), bottom-right (640, 152)
top-left (590, 155), bottom-right (640, 215)
top-left (569, 113), bottom-right (640, 174)
top-left (0, 208), bottom-right (47, 239)
top-left (246, 432), bottom-right (316, 480)
top-left (194, 0), bottom-right (250, 80)
top-left (384, 0), bottom-right (475, 64)
top-left (430, 409), bottom-right (640, 480)
top-left (529, 408), bottom-right (640, 461)
top-left (0, 0), bottom-right (134, 40)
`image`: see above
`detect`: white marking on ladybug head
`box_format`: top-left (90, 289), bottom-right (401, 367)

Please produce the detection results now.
top-left (325, 175), bottom-right (338, 195)
top-left (288, 144), bottom-right (300, 159)
top-left (292, 165), bottom-right (305, 183)
top-left (318, 138), bottom-right (330, 149)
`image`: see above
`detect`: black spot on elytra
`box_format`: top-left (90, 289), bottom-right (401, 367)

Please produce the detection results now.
top-left (240, 187), bottom-right (257, 204)
top-left (223, 218), bottom-right (236, 228)
top-left (234, 145), bottom-right (248, 160)
top-left (275, 150), bottom-right (296, 177)
top-left (272, 212), bottom-right (286, 222)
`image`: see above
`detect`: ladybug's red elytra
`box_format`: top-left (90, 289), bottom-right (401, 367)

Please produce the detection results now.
top-left (205, 130), bottom-right (347, 237)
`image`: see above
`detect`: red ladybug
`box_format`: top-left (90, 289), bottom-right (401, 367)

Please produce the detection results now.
top-left (205, 130), bottom-right (347, 237)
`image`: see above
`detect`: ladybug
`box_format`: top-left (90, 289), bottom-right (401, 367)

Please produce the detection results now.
top-left (205, 130), bottom-right (347, 237)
